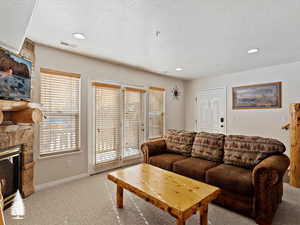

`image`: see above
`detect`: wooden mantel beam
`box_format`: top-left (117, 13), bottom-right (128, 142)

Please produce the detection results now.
top-left (10, 108), bottom-right (43, 124)
top-left (0, 100), bottom-right (43, 125)
top-left (290, 103), bottom-right (300, 188)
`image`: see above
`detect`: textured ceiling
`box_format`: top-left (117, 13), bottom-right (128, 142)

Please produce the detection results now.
top-left (27, 0), bottom-right (300, 79)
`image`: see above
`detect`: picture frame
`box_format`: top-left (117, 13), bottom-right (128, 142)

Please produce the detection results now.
top-left (232, 82), bottom-right (282, 109)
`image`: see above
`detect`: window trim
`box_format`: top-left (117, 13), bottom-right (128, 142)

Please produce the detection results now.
top-left (39, 68), bottom-right (81, 157)
top-left (37, 149), bottom-right (82, 160)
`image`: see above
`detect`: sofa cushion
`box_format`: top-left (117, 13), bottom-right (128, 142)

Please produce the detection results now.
top-left (173, 157), bottom-right (219, 181)
top-left (192, 132), bottom-right (225, 162)
top-left (166, 129), bottom-right (196, 156)
top-left (206, 164), bottom-right (254, 196)
top-left (149, 153), bottom-right (187, 171)
top-left (224, 135), bottom-right (286, 168)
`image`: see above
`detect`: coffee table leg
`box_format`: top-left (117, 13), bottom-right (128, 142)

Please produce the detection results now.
top-left (176, 218), bottom-right (185, 225)
top-left (117, 185), bottom-right (123, 208)
top-left (200, 204), bottom-right (208, 225)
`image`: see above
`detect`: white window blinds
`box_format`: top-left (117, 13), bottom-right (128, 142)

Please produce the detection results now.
top-left (94, 83), bottom-right (121, 164)
top-left (124, 88), bottom-right (145, 158)
top-left (40, 68), bottom-right (81, 156)
top-left (149, 87), bottom-right (165, 138)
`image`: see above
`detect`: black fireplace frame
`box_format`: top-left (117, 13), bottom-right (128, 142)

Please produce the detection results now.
top-left (0, 145), bottom-right (21, 209)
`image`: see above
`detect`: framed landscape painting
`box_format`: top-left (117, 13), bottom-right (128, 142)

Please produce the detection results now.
top-left (232, 82), bottom-right (282, 109)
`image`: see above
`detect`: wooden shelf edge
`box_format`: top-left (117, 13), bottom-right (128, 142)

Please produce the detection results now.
top-left (0, 100), bottom-right (41, 111)
top-left (0, 99), bottom-right (30, 112)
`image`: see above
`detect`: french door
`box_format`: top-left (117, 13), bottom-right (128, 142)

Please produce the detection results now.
top-left (123, 88), bottom-right (145, 159)
top-left (93, 83), bottom-right (145, 170)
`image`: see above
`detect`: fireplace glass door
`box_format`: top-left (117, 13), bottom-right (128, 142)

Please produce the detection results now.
top-left (0, 146), bottom-right (21, 208)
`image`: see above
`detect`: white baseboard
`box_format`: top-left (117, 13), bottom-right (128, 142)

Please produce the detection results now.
top-left (35, 173), bottom-right (89, 192)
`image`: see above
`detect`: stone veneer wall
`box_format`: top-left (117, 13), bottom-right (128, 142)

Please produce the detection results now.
top-left (0, 125), bottom-right (34, 197)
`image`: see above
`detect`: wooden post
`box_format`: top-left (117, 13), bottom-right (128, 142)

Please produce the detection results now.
top-left (200, 204), bottom-right (208, 225)
top-left (10, 108), bottom-right (43, 124)
top-left (290, 103), bottom-right (300, 187)
top-left (117, 185), bottom-right (123, 208)
top-left (176, 219), bottom-right (185, 225)
top-left (0, 185), bottom-right (5, 225)
top-left (0, 208), bottom-right (4, 225)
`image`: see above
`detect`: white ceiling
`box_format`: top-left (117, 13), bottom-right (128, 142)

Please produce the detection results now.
top-left (27, 0), bottom-right (300, 80)
top-left (0, 0), bottom-right (36, 53)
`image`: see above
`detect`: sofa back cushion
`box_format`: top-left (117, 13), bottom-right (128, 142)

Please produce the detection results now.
top-left (191, 132), bottom-right (225, 162)
top-left (166, 129), bottom-right (196, 156)
top-left (224, 135), bottom-right (286, 169)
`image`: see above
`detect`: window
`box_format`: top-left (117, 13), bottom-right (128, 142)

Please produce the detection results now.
top-left (148, 86), bottom-right (165, 139)
top-left (39, 68), bottom-right (80, 157)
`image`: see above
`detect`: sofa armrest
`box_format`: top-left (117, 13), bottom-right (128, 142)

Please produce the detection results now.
top-left (252, 154), bottom-right (290, 224)
top-left (141, 139), bottom-right (166, 163)
top-left (253, 154), bottom-right (290, 186)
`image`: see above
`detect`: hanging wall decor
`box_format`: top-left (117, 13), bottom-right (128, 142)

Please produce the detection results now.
top-left (232, 82), bottom-right (282, 109)
top-left (171, 86), bottom-right (181, 100)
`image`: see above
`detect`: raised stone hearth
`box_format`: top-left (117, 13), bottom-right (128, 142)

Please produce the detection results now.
top-left (0, 125), bottom-right (34, 198)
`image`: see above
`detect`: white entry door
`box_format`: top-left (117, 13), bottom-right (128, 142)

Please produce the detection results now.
top-left (196, 88), bottom-right (227, 134)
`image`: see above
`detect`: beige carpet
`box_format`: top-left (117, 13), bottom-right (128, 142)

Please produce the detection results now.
top-left (4, 169), bottom-right (300, 225)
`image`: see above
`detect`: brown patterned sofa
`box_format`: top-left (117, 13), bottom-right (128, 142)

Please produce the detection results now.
top-left (141, 130), bottom-right (290, 225)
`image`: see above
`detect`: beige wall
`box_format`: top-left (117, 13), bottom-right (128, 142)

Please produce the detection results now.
top-left (33, 44), bottom-right (185, 186)
top-left (184, 61), bottom-right (300, 156)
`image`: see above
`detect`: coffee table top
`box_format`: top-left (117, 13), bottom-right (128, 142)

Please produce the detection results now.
top-left (107, 163), bottom-right (220, 213)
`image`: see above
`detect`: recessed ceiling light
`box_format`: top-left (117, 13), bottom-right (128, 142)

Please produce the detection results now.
top-left (176, 68), bottom-right (183, 71)
top-left (72, 33), bottom-right (86, 40)
top-left (247, 48), bottom-right (259, 54)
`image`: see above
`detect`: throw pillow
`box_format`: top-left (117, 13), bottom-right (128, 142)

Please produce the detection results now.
top-left (191, 132), bottom-right (225, 162)
top-left (224, 135), bottom-right (286, 169)
top-left (166, 129), bottom-right (196, 156)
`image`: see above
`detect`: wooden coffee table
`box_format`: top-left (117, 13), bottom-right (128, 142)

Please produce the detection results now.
top-left (107, 163), bottom-right (220, 225)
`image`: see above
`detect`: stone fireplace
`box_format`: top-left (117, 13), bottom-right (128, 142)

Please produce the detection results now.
top-left (0, 125), bottom-right (34, 207)
top-left (0, 39), bottom-right (39, 209)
